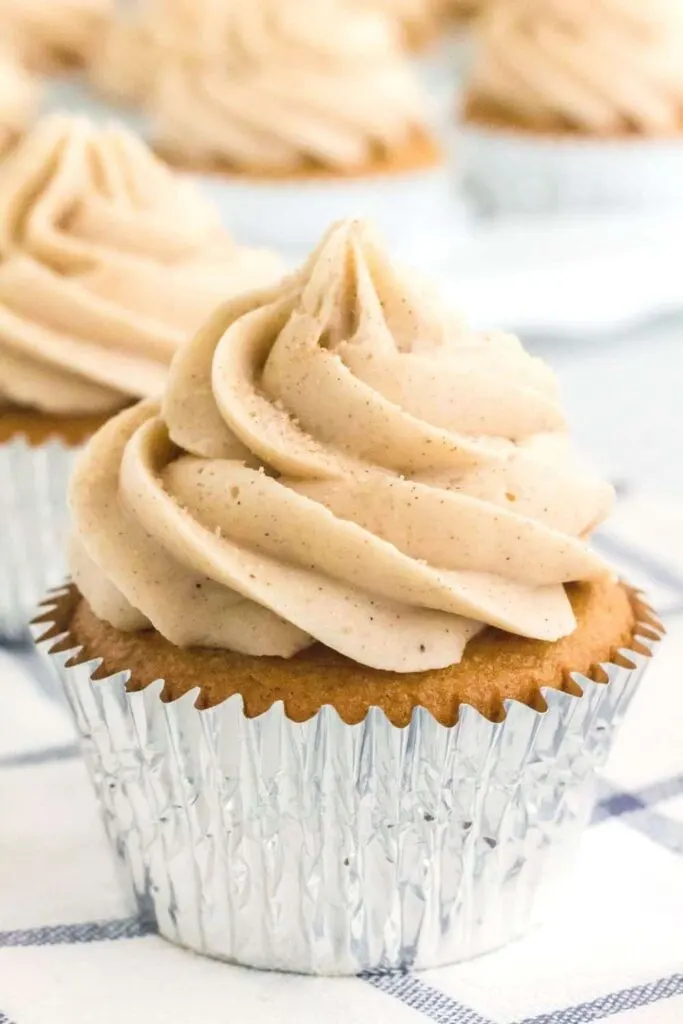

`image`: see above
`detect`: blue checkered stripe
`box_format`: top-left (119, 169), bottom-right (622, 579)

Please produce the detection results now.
top-left (1, 744), bottom-right (681, 1024)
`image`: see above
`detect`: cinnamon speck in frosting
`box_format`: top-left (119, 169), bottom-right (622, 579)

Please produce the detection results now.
top-left (69, 219), bottom-right (614, 673)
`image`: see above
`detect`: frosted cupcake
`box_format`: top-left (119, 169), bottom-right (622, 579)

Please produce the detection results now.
top-left (0, 114), bottom-right (283, 639)
top-left (36, 219), bottom-right (661, 973)
top-left (149, 0), bottom-right (453, 258)
top-left (462, 0), bottom-right (683, 213)
top-left (0, 0), bottom-right (111, 72)
top-left (0, 51), bottom-right (39, 156)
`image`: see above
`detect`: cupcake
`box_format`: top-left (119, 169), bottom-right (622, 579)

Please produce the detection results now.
top-left (0, 0), bottom-right (111, 73)
top-left (0, 114), bottom-right (283, 639)
top-left (149, 0), bottom-right (454, 260)
top-left (90, 0), bottom-right (225, 109)
top-left (462, 0), bottom-right (683, 213)
top-left (36, 219), bottom-right (661, 973)
top-left (0, 50), bottom-right (39, 157)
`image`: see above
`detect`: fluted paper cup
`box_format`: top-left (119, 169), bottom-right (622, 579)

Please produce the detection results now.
top-left (462, 123), bottom-right (683, 216)
top-left (34, 586), bottom-right (661, 974)
top-left (0, 439), bottom-right (82, 641)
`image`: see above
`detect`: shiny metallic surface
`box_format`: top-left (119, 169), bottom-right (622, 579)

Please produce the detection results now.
top-left (0, 439), bottom-right (80, 641)
top-left (37, 604), bottom-right (659, 974)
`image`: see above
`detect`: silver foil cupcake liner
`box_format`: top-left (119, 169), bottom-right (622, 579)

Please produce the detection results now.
top-left (34, 589), bottom-right (661, 974)
top-left (0, 438), bottom-right (81, 641)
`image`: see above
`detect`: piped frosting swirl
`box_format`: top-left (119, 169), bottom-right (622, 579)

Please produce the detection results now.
top-left (0, 116), bottom-right (283, 415)
top-left (70, 220), bottom-right (614, 672)
top-left (467, 0), bottom-right (683, 134)
top-left (150, 0), bottom-right (428, 172)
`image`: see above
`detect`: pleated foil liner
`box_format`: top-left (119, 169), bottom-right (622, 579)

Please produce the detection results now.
top-left (35, 591), bottom-right (661, 975)
top-left (461, 124), bottom-right (683, 216)
top-left (0, 438), bottom-right (81, 641)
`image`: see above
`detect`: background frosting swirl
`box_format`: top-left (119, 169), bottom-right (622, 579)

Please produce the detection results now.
top-left (468, 0), bottom-right (683, 134)
top-left (91, 0), bottom-right (226, 106)
top-left (0, 52), bottom-right (38, 156)
top-left (0, 0), bottom-right (109, 70)
top-left (70, 220), bottom-right (614, 673)
top-left (150, 0), bottom-right (427, 172)
top-left (0, 115), bottom-right (283, 415)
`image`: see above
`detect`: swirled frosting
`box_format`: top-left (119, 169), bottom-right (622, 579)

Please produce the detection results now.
top-left (0, 0), bottom-right (110, 70)
top-left (150, 0), bottom-right (427, 172)
top-left (467, 0), bottom-right (683, 134)
top-left (70, 219), bottom-right (614, 672)
top-left (0, 115), bottom-right (284, 416)
top-left (91, 0), bottom-right (225, 106)
top-left (0, 52), bottom-right (38, 156)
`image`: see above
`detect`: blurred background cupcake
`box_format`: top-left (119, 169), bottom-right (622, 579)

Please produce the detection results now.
top-left (144, 0), bottom-right (456, 260)
top-left (0, 0), bottom-right (111, 73)
top-left (0, 113), bottom-right (283, 640)
top-left (461, 0), bottom-right (683, 214)
top-left (0, 48), bottom-right (40, 156)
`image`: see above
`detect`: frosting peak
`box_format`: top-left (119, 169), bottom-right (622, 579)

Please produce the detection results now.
top-left (0, 115), bottom-right (283, 415)
top-left (150, 0), bottom-right (427, 172)
top-left (70, 220), bottom-right (614, 672)
top-left (468, 0), bottom-right (683, 134)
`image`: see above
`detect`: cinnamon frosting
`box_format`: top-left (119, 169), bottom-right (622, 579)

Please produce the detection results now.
top-left (467, 0), bottom-right (683, 134)
top-left (70, 219), bottom-right (614, 672)
top-left (150, 0), bottom-right (428, 173)
top-left (0, 116), bottom-right (284, 416)
top-left (0, 52), bottom-right (38, 156)
top-left (0, 0), bottom-right (110, 70)
top-left (91, 0), bottom-right (225, 106)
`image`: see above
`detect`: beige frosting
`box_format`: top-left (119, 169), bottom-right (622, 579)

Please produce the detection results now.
top-left (91, 0), bottom-right (226, 106)
top-left (150, 0), bottom-right (427, 172)
top-left (0, 115), bottom-right (284, 416)
top-left (0, 53), bottom-right (38, 156)
top-left (70, 219), bottom-right (614, 672)
top-left (0, 0), bottom-right (110, 70)
top-left (468, 0), bottom-right (683, 134)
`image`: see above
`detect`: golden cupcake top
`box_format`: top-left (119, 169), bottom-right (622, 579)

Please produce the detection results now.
top-left (0, 0), bottom-right (110, 71)
top-left (0, 50), bottom-right (39, 156)
top-left (150, 0), bottom-right (429, 173)
top-left (466, 0), bottom-right (683, 135)
top-left (0, 115), bottom-right (283, 416)
top-left (69, 219), bottom-right (614, 672)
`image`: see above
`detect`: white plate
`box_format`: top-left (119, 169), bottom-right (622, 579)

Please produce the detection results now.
top-left (431, 213), bottom-right (683, 338)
